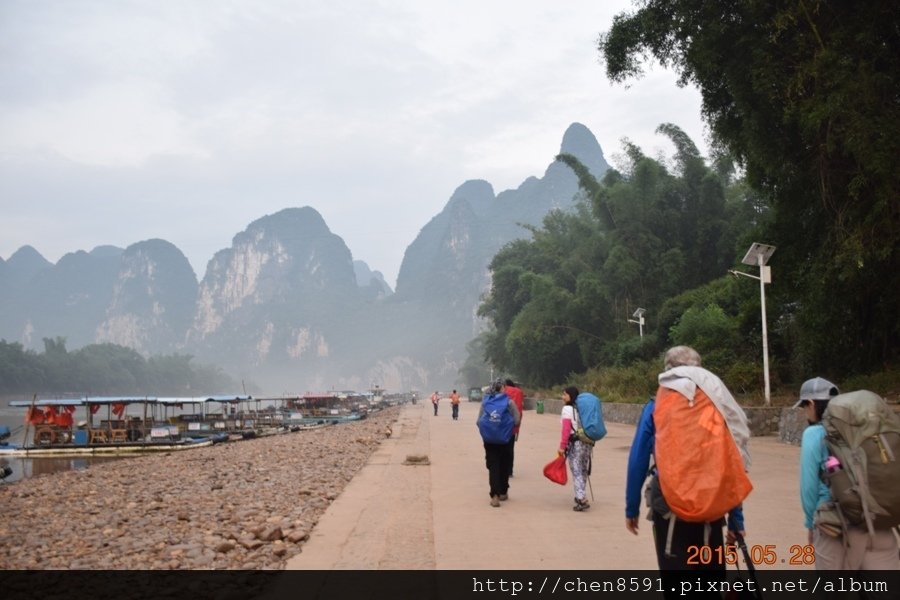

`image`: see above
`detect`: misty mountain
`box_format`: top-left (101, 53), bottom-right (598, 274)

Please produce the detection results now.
top-left (0, 123), bottom-right (609, 392)
top-left (0, 246), bottom-right (122, 349)
top-left (3, 245), bottom-right (53, 285)
top-left (186, 206), bottom-right (361, 366)
top-left (354, 260), bottom-right (393, 300)
top-left (0, 247), bottom-right (52, 335)
top-left (385, 122), bottom-right (609, 387)
top-left (95, 239), bottom-right (198, 353)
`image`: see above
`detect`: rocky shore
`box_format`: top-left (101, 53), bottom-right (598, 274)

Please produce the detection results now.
top-left (0, 407), bottom-right (400, 570)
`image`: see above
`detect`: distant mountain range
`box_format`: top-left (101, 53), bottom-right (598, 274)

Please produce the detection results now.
top-left (0, 123), bottom-right (609, 393)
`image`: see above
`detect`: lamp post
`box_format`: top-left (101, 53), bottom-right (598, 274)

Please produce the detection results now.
top-left (628, 307), bottom-right (646, 338)
top-left (729, 242), bottom-right (776, 405)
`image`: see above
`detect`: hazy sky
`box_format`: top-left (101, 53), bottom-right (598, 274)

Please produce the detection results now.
top-left (1, 1), bottom-right (707, 288)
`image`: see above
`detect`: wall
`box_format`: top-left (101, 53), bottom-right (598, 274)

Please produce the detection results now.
top-left (525, 397), bottom-right (898, 446)
top-left (525, 397), bottom-right (792, 440)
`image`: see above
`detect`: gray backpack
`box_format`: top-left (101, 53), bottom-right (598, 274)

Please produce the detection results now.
top-left (822, 390), bottom-right (900, 536)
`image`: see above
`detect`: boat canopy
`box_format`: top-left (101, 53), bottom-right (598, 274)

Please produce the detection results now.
top-left (156, 395), bottom-right (252, 405)
top-left (9, 395), bottom-right (251, 408)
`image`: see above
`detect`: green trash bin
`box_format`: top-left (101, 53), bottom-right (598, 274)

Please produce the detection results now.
top-left (536, 400), bottom-right (544, 414)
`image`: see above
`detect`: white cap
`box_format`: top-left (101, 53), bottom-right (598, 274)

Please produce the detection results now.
top-left (793, 377), bottom-right (839, 408)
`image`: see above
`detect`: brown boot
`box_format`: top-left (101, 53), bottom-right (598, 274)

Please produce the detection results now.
top-left (490, 495), bottom-right (500, 507)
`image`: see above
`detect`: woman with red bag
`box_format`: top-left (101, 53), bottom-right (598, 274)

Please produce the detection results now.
top-left (559, 386), bottom-right (591, 512)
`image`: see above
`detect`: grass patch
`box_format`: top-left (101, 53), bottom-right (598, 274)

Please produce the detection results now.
top-left (528, 363), bottom-right (900, 407)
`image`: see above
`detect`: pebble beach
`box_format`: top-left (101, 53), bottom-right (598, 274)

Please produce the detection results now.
top-left (0, 407), bottom-right (400, 570)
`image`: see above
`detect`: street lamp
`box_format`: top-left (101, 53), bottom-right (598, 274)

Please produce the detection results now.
top-left (628, 307), bottom-right (646, 338)
top-left (728, 242), bottom-right (776, 405)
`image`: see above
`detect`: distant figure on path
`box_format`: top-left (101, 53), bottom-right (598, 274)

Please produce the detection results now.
top-left (450, 389), bottom-right (460, 420)
top-left (503, 379), bottom-right (524, 477)
top-left (431, 391), bottom-right (439, 416)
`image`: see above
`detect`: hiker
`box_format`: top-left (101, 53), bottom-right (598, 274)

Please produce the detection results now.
top-left (624, 346), bottom-right (749, 578)
top-left (503, 379), bottom-right (524, 477)
top-left (450, 389), bottom-right (460, 420)
top-left (559, 386), bottom-right (592, 512)
top-left (797, 377), bottom-right (900, 570)
top-left (431, 391), bottom-right (439, 416)
top-left (476, 380), bottom-right (521, 507)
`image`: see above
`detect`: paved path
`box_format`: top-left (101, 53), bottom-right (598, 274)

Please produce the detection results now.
top-left (286, 401), bottom-right (809, 570)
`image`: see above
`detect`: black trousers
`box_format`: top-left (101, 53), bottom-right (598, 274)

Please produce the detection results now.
top-left (483, 439), bottom-right (514, 497)
top-left (651, 512), bottom-right (727, 599)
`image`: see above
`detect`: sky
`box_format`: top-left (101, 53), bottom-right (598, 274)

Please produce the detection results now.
top-left (0, 1), bottom-right (708, 289)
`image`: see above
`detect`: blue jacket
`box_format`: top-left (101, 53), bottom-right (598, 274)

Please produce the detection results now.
top-left (799, 423), bottom-right (831, 529)
top-left (625, 399), bottom-right (745, 531)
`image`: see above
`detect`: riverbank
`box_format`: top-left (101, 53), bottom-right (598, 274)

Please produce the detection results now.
top-left (0, 408), bottom-right (399, 569)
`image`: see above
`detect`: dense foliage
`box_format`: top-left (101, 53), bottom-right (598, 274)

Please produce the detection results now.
top-left (600, 0), bottom-right (899, 377)
top-left (477, 126), bottom-right (764, 387)
top-left (470, 2), bottom-right (898, 391)
top-left (0, 337), bottom-right (235, 396)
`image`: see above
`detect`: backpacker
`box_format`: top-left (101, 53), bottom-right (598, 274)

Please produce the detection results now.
top-left (477, 392), bottom-right (515, 444)
top-left (654, 366), bottom-right (752, 523)
top-left (572, 392), bottom-right (607, 444)
top-left (821, 390), bottom-right (900, 535)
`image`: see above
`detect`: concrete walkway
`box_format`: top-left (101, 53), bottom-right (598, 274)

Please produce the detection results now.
top-left (286, 401), bottom-right (809, 570)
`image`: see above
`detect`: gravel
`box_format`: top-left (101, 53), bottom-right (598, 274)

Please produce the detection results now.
top-left (0, 408), bottom-right (399, 570)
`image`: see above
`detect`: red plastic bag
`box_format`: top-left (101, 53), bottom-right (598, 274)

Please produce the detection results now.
top-left (543, 455), bottom-right (568, 485)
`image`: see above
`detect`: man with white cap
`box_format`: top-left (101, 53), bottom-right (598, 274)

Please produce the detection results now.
top-left (797, 377), bottom-right (900, 570)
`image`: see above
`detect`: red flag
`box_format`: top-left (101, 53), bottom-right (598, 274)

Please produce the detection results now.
top-left (90, 404), bottom-right (100, 415)
top-left (112, 403), bottom-right (126, 417)
top-left (56, 412), bottom-right (73, 428)
top-left (25, 407), bottom-right (44, 425)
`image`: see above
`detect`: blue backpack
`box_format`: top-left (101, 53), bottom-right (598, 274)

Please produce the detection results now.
top-left (573, 392), bottom-right (607, 443)
top-left (477, 393), bottom-right (515, 444)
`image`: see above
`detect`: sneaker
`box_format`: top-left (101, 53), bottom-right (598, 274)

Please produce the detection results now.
top-left (490, 496), bottom-right (501, 507)
top-left (573, 499), bottom-right (590, 512)
top-left (498, 494), bottom-right (508, 501)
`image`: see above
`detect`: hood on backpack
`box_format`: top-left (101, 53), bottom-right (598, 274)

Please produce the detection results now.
top-left (658, 365), bottom-right (752, 470)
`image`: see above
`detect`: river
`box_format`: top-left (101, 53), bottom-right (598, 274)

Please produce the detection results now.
top-left (0, 406), bottom-right (127, 483)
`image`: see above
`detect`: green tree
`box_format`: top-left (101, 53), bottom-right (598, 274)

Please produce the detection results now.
top-left (475, 130), bottom-right (757, 386)
top-left (0, 340), bottom-right (43, 393)
top-left (71, 344), bottom-right (146, 393)
top-left (600, 0), bottom-right (900, 376)
top-left (0, 339), bottom-right (234, 396)
top-left (458, 333), bottom-right (493, 388)
top-left (669, 303), bottom-right (739, 372)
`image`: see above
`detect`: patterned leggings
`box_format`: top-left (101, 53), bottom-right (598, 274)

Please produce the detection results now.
top-left (567, 440), bottom-right (592, 501)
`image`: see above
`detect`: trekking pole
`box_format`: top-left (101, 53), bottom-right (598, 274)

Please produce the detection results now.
top-left (587, 449), bottom-right (594, 501)
top-left (734, 532), bottom-right (762, 600)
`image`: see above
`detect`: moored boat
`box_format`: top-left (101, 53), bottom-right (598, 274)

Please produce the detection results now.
top-left (279, 393), bottom-right (367, 425)
top-left (0, 396), bottom-right (251, 457)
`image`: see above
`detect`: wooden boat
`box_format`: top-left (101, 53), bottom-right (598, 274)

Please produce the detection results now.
top-left (0, 396), bottom-right (250, 457)
top-left (279, 393), bottom-right (367, 425)
top-left (157, 395), bottom-right (279, 440)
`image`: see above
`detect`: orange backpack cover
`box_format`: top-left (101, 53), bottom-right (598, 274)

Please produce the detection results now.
top-left (654, 386), bottom-right (752, 522)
